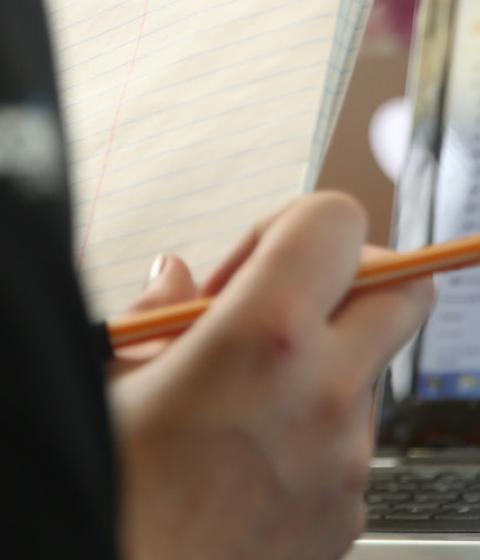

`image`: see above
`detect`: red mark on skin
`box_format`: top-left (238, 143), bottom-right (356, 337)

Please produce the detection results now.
top-left (254, 330), bottom-right (297, 374)
top-left (274, 334), bottom-right (295, 356)
top-left (262, 330), bottom-right (297, 369)
top-left (78, 0), bottom-right (150, 267)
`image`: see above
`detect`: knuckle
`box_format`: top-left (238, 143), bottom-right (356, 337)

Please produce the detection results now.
top-left (359, 338), bottom-right (391, 381)
top-left (406, 276), bottom-right (436, 316)
top-left (315, 191), bottom-right (367, 232)
top-left (344, 444), bottom-right (371, 493)
top-left (316, 379), bottom-right (353, 427)
top-left (253, 298), bottom-right (303, 364)
top-left (379, 277), bottom-right (436, 349)
top-left (219, 295), bottom-right (305, 374)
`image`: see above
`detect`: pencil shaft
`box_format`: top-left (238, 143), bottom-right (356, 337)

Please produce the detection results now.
top-left (108, 235), bottom-right (480, 349)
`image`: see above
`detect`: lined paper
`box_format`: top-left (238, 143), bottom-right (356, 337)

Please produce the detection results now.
top-left (47, 0), bottom-right (372, 318)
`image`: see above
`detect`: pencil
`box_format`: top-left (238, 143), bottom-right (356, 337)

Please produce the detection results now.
top-left (107, 234), bottom-right (480, 349)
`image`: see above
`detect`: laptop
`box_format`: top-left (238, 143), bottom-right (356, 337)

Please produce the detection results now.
top-left (345, 374), bottom-right (480, 559)
top-left (348, 1), bottom-right (480, 556)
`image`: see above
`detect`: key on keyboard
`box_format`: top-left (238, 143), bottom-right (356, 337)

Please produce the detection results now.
top-left (365, 468), bottom-right (480, 533)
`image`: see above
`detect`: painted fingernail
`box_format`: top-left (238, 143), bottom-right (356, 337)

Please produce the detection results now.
top-left (148, 254), bottom-right (166, 282)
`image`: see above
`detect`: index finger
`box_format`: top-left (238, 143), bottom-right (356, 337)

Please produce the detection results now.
top-left (213, 192), bottom-right (368, 329)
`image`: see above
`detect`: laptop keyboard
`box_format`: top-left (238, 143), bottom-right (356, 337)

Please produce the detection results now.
top-left (365, 469), bottom-right (480, 533)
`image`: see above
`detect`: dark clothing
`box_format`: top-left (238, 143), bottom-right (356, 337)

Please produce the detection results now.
top-left (1, 2), bottom-right (117, 558)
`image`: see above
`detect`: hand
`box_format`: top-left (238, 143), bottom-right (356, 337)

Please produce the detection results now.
top-left (109, 192), bottom-right (434, 560)
top-left (108, 254), bottom-right (198, 377)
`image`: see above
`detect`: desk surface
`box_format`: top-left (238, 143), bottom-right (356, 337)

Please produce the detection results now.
top-left (346, 533), bottom-right (480, 560)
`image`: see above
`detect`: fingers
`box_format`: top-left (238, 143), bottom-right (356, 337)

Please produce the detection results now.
top-left (130, 254), bottom-right (197, 313)
top-left (201, 228), bottom-right (261, 297)
top-left (111, 255), bottom-right (198, 371)
top-left (329, 271), bottom-right (435, 390)
top-left (147, 193), bottom-right (368, 428)
top-left (202, 204), bottom-right (293, 296)
top-left (250, 192), bottom-right (367, 317)
top-left (209, 193), bottom-right (368, 337)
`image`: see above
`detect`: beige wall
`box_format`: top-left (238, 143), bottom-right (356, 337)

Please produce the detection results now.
top-left (317, 48), bottom-right (409, 246)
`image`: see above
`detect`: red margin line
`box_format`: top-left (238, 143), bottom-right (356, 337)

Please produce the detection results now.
top-left (78, 0), bottom-right (150, 267)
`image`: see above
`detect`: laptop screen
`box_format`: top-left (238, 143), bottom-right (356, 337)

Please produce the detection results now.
top-left (377, 1), bottom-right (480, 449)
top-left (415, 271), bottom-right (480, 401)
top-left (412, 0), bottom-right (480, 402)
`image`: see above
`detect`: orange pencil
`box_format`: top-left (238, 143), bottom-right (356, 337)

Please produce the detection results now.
top-left (107, 234), bottom-right (480, 350)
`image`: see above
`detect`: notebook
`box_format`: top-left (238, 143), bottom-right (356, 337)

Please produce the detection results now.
top-left (46, 0), bottom-right (373, 319)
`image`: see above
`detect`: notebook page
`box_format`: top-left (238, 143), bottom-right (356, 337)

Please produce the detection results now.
top-left (304, 0), bottom-right (373, 191)
top-left (47, 0), bottom-right (369, 319)
top-left (321, 0), bottom-right (373, 154)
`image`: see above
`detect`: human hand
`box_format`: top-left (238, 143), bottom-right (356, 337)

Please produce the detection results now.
top-left (110, 192), bottom-right (434, 560)
top-left (108, 254), bottom-right (198, 377)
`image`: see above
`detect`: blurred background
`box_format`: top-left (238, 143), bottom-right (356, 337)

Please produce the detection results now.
top-left (318, 0), bottom-right (417, 245)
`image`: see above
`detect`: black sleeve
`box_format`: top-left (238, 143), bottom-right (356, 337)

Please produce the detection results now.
top-left (0, 3), bottom-right (118, 558)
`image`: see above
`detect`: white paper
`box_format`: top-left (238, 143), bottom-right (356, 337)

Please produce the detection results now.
top-left (47, 0), bottom-right (372, 318)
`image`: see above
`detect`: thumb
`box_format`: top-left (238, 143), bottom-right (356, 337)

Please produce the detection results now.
top-left (130, 254), bottom-right (198, 313)
top-left (110, 255), bottom-right (198, 374)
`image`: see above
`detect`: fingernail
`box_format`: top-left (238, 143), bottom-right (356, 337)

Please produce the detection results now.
top-left (148, 254), bottom-right (166, 282)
